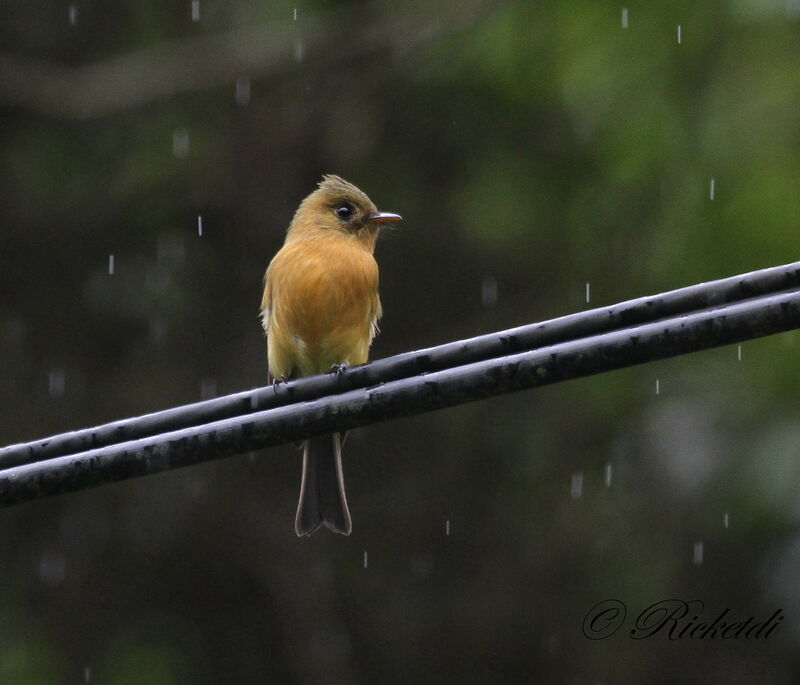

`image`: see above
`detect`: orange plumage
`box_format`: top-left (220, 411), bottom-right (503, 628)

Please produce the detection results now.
top-left (261, 175), bottom-right (400, 536)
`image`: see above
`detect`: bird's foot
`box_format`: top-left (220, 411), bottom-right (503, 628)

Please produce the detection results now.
top-left (329, 362), bottom-right (349, 378)
top-left (272, 374), bottom-right (289, 392)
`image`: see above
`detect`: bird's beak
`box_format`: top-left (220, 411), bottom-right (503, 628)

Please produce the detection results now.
top-left (365, 211), bottom-right (402, 224)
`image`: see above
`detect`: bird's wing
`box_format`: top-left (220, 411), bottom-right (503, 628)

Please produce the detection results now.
top-left (368, 296), bottom-right (383, 343)
top-left (260, 265), bottom-right (272, 334)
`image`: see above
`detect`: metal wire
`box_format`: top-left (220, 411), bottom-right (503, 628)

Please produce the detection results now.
top-left (3, 259), bottom-right (800, 470)
top-left (1, 287), bottom-right (799, 507)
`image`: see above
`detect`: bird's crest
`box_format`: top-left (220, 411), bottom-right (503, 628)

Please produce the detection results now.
top-left (317, 175), bottom-right (373, 208)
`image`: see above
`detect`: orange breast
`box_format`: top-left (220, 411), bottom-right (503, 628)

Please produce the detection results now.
top-left (265, 234), bottom-right (380, 377)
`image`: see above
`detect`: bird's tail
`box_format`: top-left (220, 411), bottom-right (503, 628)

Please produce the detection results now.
top-left (295, 433), bottom-right (352, 536)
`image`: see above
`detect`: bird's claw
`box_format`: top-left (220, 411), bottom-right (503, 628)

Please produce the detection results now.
top-left (272, 375), bottom-right (289, 392)
top-left (329, 362), bottom-right (349, 378)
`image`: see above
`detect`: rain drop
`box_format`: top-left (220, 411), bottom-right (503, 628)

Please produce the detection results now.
top-left (445, 519), bottom-right (451, 536)
top-left (481, 276), bottom-right (498, 307)
top-left (197, 214), bottom-right (203, 236)
top-left (108, 253), bottom-right (115, 275)
top-left (235, 77), bottom-right (251, 105)
top-left (200, 377), bottom-right (217, 399)
top-left (48, 369), bottom-right (66, 398)
top-left (149, 317), bottom-right (166, 344)
top-left (604, 463), bottom-right (613, 487)
top-left (723, 511), bottom-right (729, 528)
top-left (294, 40), bottom-right (305, 62)
top-left (655, 378), bottom-right (660, 395)
top-left (363, 550), bottom-right (368, 568)
top-left (677, 24), bottom-right (682, 44)
top-left (585, 282), bottom-right (591, 304)
top-left (191, 0), bottom-right (200, 22)
top-left (38, 549), bottom-right (66, 587)
top-left (693, 540), bottom-right (704, 565)
top-left (68, 5), bottom-right (78, 25)
top-left (570, 471), bottom-right (584, 500)
top-left (293, 7), bottom-right (298, 20)
top-left (621, 8), bottom-right (628, 28)
top-left (709, 177), bottom-right (715, 200)
top-left (84, 666), bottom-right (92, 682)
top-left (172, 129), bottom-right (190, 158)
top-left (737, 345), bottom-right (742, 361)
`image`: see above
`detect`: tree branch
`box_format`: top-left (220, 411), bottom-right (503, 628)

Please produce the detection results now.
top-left (0, 1), bottom-right (499, 119)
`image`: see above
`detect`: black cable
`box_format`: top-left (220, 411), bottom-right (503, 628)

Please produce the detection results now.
top-left (1, 288), bottom-right (798, 508)
top-left (2, 259), bottom-right (799, 470)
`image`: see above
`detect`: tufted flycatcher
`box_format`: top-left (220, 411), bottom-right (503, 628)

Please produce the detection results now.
top-left (261, 175), bottom-right (401, 536)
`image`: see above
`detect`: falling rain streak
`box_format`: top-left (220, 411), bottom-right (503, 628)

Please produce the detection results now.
top-left (172, 129), bottom-right (190, 158)
top-left (723, 512), bottom-right (730, 528)
top-left (363, 551), bottom-right (368, 568)
top-left (48, 370), bottom-right (66, 398)
top-left (621, 8), bottom-right (628, 28)
top-left (293, 7), bottom-right (298, 20)
top-left (585, 282), bottom-right (591, 304)
top-left (108, 254), bottom-right (115, 275)
top-left (570, 472), bottom-right (584, 499)
top-left (709, 177), bottom-right (715, 200)
top-left (737, 345), bottom-right (742, 361)
top-left (84, 666), bottom-right (92, 682)
top-left (445, 519), bottom-right (451, 536)
top-left (39, 550), bottom-right (66, 586)
top-left (235, 78), bottom-right (251, 105)
top-left (149, 317), bottom-right (166, 344)
top-left (604, 463), bottom-right (613, 487)
top-left (693, 541), bottom-right (704, 565)
top-left (655, 378), bottom-right (660, 395)
top-left (191, 0), bottom-right (200, 22)
top-left (200, 377), bottom-right (217, 399)
top-left (68, 5), bottom-right (78, 25)
top-left (294, 41), bottom-right (305, 62)
top-left (197, 215), bottom-right (203, 236)
top-left (677, 24), bottom-right (682, 44)
top-left (481, 276), bottom-right (498, 307)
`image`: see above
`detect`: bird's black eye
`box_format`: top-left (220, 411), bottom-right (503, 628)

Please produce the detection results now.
top-left (335, 204), bottom-right (353, 220)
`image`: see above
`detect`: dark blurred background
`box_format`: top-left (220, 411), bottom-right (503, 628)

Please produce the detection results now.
top-left (2, 0), bottom-right (800, 682)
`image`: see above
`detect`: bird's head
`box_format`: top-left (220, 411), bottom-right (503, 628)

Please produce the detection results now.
top-left (288, 175), bottom-right (401, 248)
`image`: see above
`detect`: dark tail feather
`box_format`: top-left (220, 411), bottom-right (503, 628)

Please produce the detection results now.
top-left (295, 433), bottom-right (352, 536)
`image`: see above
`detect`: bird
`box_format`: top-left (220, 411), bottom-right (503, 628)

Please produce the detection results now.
top-left (260, 175), bottom-right (401, 536)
